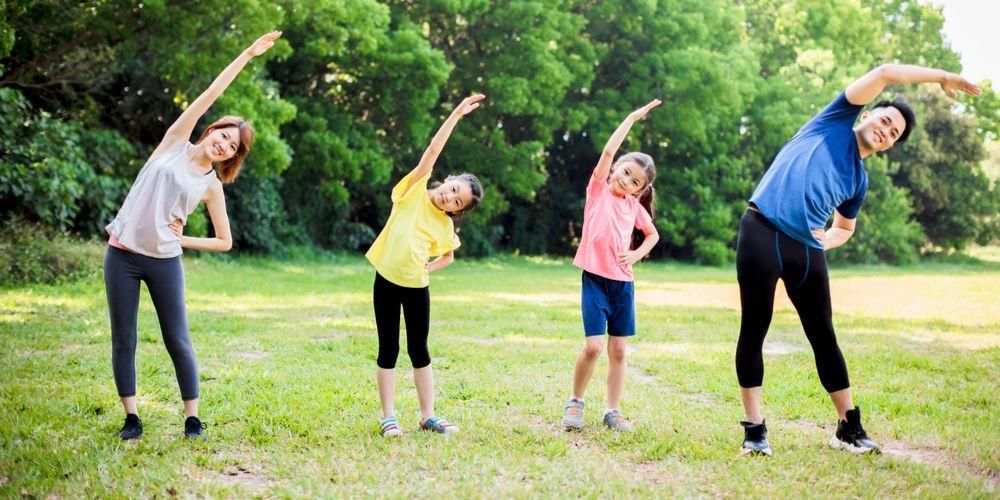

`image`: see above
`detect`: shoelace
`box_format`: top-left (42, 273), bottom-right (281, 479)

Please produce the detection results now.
top-left (186, 419), bottom-right (207, 431)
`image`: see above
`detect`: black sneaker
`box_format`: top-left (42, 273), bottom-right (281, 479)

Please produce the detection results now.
top-left (120, 414), bottom-right (143, 440)
top-left (184, 416), bottom-right (206, 439)
top-left (740, 420), bottom-right (772, 456)
top-left (830, 407), bottom-right (881, 454)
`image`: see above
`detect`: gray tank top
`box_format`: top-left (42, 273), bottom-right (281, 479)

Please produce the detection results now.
top-left (106, 143), bottom-right (216, 258)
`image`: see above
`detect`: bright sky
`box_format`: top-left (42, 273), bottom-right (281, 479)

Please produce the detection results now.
top-left (929, 0), bottom-right (999, 84)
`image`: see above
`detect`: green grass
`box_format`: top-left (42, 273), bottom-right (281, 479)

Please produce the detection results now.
top-left (1, 252), bottom-right (998, 497)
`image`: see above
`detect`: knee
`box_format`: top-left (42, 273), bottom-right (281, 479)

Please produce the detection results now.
top-left (581, 342), bottom-right (604, 360)
top-left (377, 345), bottom-right (399, 369)
top-left (408, 350), bottom-right (431, 369)
top-left (607, 344), bottom-right (627, 363)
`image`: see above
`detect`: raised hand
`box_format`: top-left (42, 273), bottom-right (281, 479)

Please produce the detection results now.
top-left (245, 31), bottom-right (282, 57)
top-left (940, 73), bottom-right (982, 99)
top-left (454, 93), bottom-right (486, 116)
top-left (628, 99), bottom-right (662, 121)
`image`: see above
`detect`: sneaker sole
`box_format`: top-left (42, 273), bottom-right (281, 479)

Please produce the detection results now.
top-left (382, 429), bottom-right (402, 438)
top-left (740, 446), bottom-right (772, 457)
top-left (562, 421), bottom-right (583, 431)
top-left (828, 436), bottom-right (880, 454)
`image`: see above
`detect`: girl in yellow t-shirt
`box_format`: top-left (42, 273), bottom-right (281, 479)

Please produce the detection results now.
top-left (365, 94), bottom-right (486, 437)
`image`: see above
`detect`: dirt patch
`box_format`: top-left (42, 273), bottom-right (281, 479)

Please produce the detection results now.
top-left (883, 439), bottom-right (997, 490)
top-left (785, 419), bottom-right (996, 489)
top-left (215, 462), bottom-right (271, 489)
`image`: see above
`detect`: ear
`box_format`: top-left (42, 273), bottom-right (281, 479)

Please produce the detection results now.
top-left (859, 110), bottom-right (871, 121)
top-left (444, 175), bottom-right (456, 182)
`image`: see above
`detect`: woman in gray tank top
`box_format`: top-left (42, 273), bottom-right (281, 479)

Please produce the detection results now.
top-left (103, 30), bottom-right (282, 441)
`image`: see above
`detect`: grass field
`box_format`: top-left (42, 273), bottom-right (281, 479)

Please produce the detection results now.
top-left (1, 251), bottom-right (998, 497)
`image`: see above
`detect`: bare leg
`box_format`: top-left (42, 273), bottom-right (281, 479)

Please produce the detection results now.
top-left (413, 365), bottom-right (435, 421)
top-left (740, 386), bottom-right (763, 424)
top-left (571, 337), bottom-right (605, 400)
top-left (829, 388), bottom-right (854, 421)
top-left (183, 399), bottom-right (198, 418)
top-left (121, 396), bottom-right (138, 415)
top-left (376, 367), bottom-right (397, 418)
top-left (606, 337), bottom-right (628, 410)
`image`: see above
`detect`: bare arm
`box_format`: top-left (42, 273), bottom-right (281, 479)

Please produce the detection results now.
top-left (845, 64), bottom-right (981, 106)
top-left (406, 94), bottom-right (485, 190)
top-left (150, 31), bottom-right (282, 160)
top-left (617, 226), bottom-right (660, 266)
top-left (426, 250), bottom-right (455, 273)
top-left (595, 99), bottom-right (662, 179)
top-left (813, 210), bottom-right (856, 251)
top-left (170, 181), bottom-right (233, 252)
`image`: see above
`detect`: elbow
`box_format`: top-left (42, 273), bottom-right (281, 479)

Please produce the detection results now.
top-left (220, 239), bottom-right (233, 252)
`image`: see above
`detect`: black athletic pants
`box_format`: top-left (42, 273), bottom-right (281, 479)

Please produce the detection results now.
top-left (104, 245), bottom-right (199, 400)
top-left (735, 209), bottom-right (850, 393)
top-left (373, 272), bottom-right (431, 369)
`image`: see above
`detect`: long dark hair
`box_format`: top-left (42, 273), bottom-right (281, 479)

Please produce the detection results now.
top-left (614, 152), bottom-right (656, 256)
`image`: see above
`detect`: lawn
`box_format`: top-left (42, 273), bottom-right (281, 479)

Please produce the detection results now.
top-left (1, 252), bottom-right (997, 497)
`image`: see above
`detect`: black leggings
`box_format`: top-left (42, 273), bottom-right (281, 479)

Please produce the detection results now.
top-left (104, 246), bottom-right (199, 400)
top-left (735, 210), bottom-right (850, 393)
top-left (373, 272), bottom-right (431, 369)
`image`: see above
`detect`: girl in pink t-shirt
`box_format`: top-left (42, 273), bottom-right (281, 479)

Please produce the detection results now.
top-left (561, 100), bottom-right (661, 432)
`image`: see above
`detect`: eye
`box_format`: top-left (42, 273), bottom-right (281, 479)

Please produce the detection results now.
top-left (229, 143), bottom-right (237, 152)
top-left (452, 186), bottom-right (457, 193)
top-left (624, 168), bottom-right (630, 174)
top-left (453, 199), bottom-right (460, 208)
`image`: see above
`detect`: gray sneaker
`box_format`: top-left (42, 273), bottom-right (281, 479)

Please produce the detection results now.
top-left (562, 398), bottom-right (584, 430)
top-left (603, 410), bottom-right (633, 432)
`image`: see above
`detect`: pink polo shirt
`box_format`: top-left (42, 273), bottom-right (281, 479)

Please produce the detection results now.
top-left (573, 171), bottom-right (654, 282)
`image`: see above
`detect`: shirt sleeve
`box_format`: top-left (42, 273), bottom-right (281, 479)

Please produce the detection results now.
top-left (429, 224), bottom-right (462, 256)
top-left (798, 91), bottom-right (866, 137)
top-left (391, 171), bottom-right (431, 203)
top-left (836, 173), bottom-right (868, 219)
top-left (634, 203), bottom-right (654, 231)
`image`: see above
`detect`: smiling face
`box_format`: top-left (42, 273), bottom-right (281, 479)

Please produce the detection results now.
top-left (203, 126), bottom-right (242, 163)
top-left (429, 177), bottom-right (475, 213)
top-left (854, 105), bottom-right (907, 154)
top-left (608, 160), bottom-right (650, 197)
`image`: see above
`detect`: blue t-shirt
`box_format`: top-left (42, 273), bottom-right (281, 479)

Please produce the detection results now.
top-left (749, 91), bottom-right (868, 249)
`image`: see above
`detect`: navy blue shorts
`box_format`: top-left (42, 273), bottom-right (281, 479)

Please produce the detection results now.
top-left (581, 271), bottom-right (635, 337)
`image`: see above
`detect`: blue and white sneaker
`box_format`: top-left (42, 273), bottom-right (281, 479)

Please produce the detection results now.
top-left (421, 416), bottom-right (459, 434)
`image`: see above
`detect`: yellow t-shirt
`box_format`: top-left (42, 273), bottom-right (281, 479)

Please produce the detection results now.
top-left (365, 171), bottom-right (461, 288)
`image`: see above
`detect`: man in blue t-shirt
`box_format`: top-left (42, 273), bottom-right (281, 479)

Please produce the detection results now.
top-left (734, 64), bottom-right (981, 456)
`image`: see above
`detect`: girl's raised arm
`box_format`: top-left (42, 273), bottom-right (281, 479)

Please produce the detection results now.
top-left (151, 31), bottom-right (282, 160)
top-left (406, 93), bottom-right (485, 190)
top-left (594, 99), bottom-right (661, 179)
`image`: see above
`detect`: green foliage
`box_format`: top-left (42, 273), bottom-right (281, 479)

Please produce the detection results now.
top-left (0, 218), bottom-right (103, 286)
top-left (2, 0), bottom-right (998, 266)
top-left (0, 88), bottom-right (134, 231)
top-left (886, 91), bottom-right (999, 251)
top-left (830, 156), bottom-right (923, 264)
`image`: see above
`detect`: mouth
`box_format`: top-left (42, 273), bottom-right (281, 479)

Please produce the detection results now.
top-left (214, 144), bottom-right (224, 156)
top-left (874, 130), bottom-right (885, 145)
top-left (616, 180), bottom-right (626, 192)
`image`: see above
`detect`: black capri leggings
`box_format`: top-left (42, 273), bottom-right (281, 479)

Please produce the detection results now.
top-left (104, 246), bottom-right (199, 400)
top-left (373, 272), bottom-right (431, 369)
top-left (735, 209), bottom-right (850, 393)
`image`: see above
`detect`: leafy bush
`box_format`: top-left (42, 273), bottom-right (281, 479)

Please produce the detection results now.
top-left (0, 219), bottom-right (104, 286)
